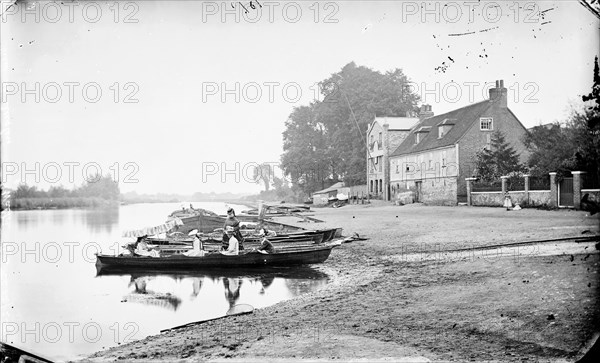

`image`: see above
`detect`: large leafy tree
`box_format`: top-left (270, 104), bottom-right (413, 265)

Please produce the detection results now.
top-left (281, 62), bottom-right (420, 195)
top-left (524, 57), bottom-right (600, 182)
top-left (579, 56), bottom-right (600, 182)
top-left (475, 131), bottom-right (523, 181)
top-left (281, 103), bottom-right (333, 196)
top-left (524, 123), bottom-right (575, 177)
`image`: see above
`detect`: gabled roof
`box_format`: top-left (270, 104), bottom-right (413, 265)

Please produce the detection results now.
top-left (390, 100), bottom-right (492, 157)
top-left (369, 117), bottom-right (420, 133)
top-left (313, 182), bottom-right (344, 195)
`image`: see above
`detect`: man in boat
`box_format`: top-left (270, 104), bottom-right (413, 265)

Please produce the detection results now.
top-left (220, 226), bottom-right (239, 255)
top-left (222, 207), bottom-right (244, 251)
top-left (254, 228), bottom-right (275, 254)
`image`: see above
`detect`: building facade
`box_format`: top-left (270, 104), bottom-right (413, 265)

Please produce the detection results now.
top-left (389, 80), bottom-right (529, 205)
top-left (366, 116), bottom-right (421, 201)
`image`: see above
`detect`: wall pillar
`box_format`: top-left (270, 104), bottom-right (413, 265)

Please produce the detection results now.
top-left (501, 176), bottom-right (508, 194)
top-left (549, 172), bottom-right (557, 208)
top-left (572, 171), bottom-right (586, 210)
top-left (524, 174), bottom-right (530, 205)
top-left (465, 177), bottom-right (477, 206)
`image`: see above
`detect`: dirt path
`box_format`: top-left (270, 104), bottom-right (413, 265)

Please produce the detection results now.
top-left (85, 204), bottom-right (600, 362)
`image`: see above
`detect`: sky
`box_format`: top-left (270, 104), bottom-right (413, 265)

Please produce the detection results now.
top-left (1, 0), bottom-right (599, 195)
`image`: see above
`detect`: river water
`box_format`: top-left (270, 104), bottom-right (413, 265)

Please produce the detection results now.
top-left (0, 202), bottom-right (328, 362)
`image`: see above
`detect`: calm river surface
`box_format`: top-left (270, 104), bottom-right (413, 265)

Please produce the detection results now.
top-left (0, 202), bottom-right (329, 362)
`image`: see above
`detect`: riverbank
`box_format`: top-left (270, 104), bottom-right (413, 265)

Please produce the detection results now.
top-left (85, 203), bottom-right (600, 362)
top-left (5, 197), bottom-right (119, 211)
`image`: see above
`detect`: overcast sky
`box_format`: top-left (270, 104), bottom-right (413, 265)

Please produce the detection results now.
top-left (1, 0), bottom-right (599, 195)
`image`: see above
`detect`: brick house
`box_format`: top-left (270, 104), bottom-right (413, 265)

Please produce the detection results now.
top-left (388, 80), bottom-right (529, 205)
top-left (366, 116), bottom-right (421, 201)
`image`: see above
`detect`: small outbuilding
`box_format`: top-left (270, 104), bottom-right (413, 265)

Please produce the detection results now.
top-left (312, 182), bottom-right (345, 205)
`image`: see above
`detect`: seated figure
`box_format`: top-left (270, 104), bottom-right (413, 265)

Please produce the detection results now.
top-left (134, 238), bottom-right (160, 258)
top-left (220, 226), bottom-right (239, 256)
top-left (183, 234), bottom-right (206, 257)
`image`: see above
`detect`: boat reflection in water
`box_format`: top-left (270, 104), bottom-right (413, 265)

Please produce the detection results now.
top-left (125, 276), bottom-right (183, 311)
top-left (96, 266), bottom-right (329, 316)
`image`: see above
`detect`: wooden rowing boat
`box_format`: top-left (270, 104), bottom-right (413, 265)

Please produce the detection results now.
top-left (147, 228), bottom-right (343, 248)
top-left (95, 264), bottom-right (329, 279)
top-left (95, 242), bottom-right (340, 269)
top-left (167, 213), bottom-right (305, 235)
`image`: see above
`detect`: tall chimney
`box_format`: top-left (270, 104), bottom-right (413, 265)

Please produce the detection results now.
top-left (419, 104), bottom-right (434, 120)
top-left (489, 79), bottom-right (507, 108)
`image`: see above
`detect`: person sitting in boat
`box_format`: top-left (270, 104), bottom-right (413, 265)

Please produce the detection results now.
top-left (220, 226), bottom-right (239, 255)
top-left (223, 207), bottom-right (244, 250)
top-left (254, 228), bottom-right (275, 254)
top-left (134, 238), bottom-right (161, 258)
top-left (183, 233), bottom-right (206, 257)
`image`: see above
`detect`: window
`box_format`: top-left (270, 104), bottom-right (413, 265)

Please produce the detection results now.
top-left (415, 134), bottom-right (420, 144)
top-left (442, 150), bottom-right (447, 166)
top-left (396, 163), bottom-right (399, 173)
top-left (378, 132), bottom-right (383, 149)
top-left (438, 126), bottom-right (444, 138)
top-left (480, 117), bottom-right (493, 130)
top-left (378, 157), bottom-right (382, 172)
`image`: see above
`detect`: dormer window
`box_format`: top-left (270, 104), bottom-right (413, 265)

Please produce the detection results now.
top-left (438, 125), bottom-right (452, 138)
top-left (480, 117), bottom-right (493, 131)
top-left (437, 119), bottom-right (455, 138)
top-left (414, 126), bottom-right (431, 144)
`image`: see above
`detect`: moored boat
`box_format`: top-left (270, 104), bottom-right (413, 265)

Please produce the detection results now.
top-left (167, 212), bottom-right (304, 235)
top-left (96, 241), bottom-right (340, 269)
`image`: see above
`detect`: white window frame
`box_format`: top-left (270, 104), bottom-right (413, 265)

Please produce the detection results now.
top-left (480, 117), bottom-right (493, 131)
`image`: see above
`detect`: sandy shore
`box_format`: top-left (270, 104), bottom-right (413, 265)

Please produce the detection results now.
top-left (85, 203), bottom-right (600, 362)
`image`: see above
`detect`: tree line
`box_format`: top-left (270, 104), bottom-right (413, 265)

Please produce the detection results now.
top-left (5, 174), bottom-right (120, 210)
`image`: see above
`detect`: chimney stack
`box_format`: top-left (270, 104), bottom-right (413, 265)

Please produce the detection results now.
top-left (419, 104), bottom-right (434, 120)
top-left (489, 79), bottom-right (507, 108)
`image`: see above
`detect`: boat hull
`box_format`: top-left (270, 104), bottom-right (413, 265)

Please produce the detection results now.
top-left (96, 246), bottom-right (334, 269)
top-left (171, 214), bottom-right (304, 234)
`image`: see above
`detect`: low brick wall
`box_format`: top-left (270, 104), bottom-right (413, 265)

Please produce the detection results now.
top-left (472, 190), bottom-right (552, 208)
top-left (421, 177), bottom-right (458, 206)
top-left (471, 191), bottom-right (503, 206)
top-left (528, 190), bottom-right (553, 207)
